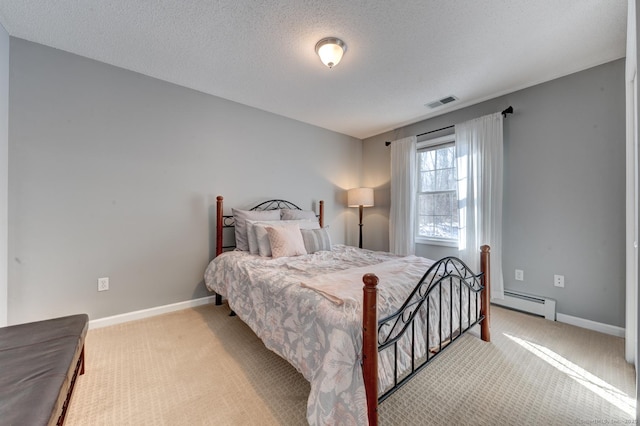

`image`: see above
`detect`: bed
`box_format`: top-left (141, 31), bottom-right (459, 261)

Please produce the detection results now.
top-left (204, 196), bottom-right (490, 425)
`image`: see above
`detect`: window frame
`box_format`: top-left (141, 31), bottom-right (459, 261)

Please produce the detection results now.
top-left (415, 133), bottom-right (459, 247)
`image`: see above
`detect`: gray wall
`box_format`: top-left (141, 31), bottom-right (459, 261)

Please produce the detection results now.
top-left (633, 1), bottom-right (639, 416)
top-left (363, 59), bottom-right (626, 327)
top-left (8, 38), bottom-right (362, 325)
top-left (634, 0), bottom-right (639, 417)
top-left (0, 23), bottom-right (7, 326)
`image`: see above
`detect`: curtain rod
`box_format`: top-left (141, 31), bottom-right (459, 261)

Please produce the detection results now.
top-left (384, 106), bottom-right (513, 146)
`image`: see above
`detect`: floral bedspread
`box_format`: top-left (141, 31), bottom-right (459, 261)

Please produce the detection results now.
top-left (203, 245), bottom-right (474, 425)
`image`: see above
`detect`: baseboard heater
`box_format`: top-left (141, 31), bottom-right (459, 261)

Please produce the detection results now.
top-left (492, 290), bottom-right (556, 320)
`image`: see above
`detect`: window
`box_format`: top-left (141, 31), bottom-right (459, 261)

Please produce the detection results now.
top-left (416, 135), bottom-right (458, 245)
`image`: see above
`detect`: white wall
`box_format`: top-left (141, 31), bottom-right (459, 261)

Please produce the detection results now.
top-left (630, 0), bottom-right (640, 418)
top-left (625, 0), bottom-right (638, 365)
top-left (8, 38), bottom-right (362, 324)
top-left (363, 60), bottom-right (626, 328)
top-left (0, 23), bottom-right (8, 326)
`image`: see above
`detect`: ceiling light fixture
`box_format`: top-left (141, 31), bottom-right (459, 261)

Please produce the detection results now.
top-left (315, 37), bottom-right (347, 69)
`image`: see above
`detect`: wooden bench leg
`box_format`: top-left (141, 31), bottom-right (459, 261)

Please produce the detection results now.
top-left (57, 344), bottom-right (85, 425)
top-left (80, 346), bottom-right (85, 375)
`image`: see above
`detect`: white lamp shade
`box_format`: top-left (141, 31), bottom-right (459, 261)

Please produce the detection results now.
top-left (348, 187), bottom-right (374, 207)
top-left (315, 38), bottom-right (347, 68)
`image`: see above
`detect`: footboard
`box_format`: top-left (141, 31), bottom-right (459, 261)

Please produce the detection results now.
top-left (362, 245), bottom-right (491, 426)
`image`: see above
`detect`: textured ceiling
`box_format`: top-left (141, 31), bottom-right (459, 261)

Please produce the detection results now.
top-left (0, 0), bottom-right (628, 139)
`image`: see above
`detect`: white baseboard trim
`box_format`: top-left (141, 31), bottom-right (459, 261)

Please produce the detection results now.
top-left (556, 313), bottom-right (625, 338)
top-left (87, 297), bottom-right (626, 339)
top-left (88, 295), bottom-right (217, 329)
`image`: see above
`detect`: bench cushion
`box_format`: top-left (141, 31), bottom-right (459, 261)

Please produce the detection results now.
top-left (0, 314), bottom-right (88, 425)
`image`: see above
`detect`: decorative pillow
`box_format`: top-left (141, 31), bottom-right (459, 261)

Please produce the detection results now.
top-left (252, 219), bottom-right (320, 257)
top-left (300, 228), bottom-right (332, 253)
top-left (232, 208), bottom-right (280, 251)
top-left (281, 209), bottom-right (318, 221)
top-left (266, 224), bottom-right (307, 259)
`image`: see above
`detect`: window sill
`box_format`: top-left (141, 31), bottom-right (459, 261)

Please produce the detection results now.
top-left (415, 237), bottom-right (458, 248)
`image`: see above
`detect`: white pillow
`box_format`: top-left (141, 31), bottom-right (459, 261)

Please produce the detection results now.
top-left (266, 224), bottom-right (307, 259)
top-left (246, 221), bottom-right (262, 255)
top-left (251, 219), bottom-right (320, 257)
top-left (281, 209), bottom-right (318, 221)
top-left (232, 208), bottom-right (280, 251)
top-left (300, 228), bottom-right (332, 253)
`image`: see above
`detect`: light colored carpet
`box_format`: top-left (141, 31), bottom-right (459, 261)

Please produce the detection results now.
top-left (65, 304), bottom-right (635, 425)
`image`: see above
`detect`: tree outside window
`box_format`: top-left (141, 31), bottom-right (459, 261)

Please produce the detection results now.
top-left (416, 141), bottom-right (458, 243)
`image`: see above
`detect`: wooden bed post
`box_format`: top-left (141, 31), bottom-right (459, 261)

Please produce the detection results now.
top-left (480, 245), bottom-right (491, 342)
top-left (215, 196), bottom-right (224, 306)
top-left (216, 196), bottom-right (224, 257)
top-left (362, 273), bottom-right (379, 426)
top-left (319, 200), bottom-right (324, 228)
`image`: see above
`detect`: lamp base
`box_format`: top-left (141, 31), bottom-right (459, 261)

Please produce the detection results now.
top-left (358, 205), bottom-right (364, 249)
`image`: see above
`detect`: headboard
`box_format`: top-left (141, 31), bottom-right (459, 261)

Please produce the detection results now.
top-left (215, 196), bottom-right (324, 256)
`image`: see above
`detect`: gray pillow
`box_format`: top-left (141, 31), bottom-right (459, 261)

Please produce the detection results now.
top-left (281, 209), bottom-right (318, 221)
top-left (231, 208), bottom-right (280, 251)
top-left (300, 228), bottom-right (332, 253)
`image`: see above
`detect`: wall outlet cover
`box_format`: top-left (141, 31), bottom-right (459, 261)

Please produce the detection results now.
top-left (554, 274), bottom-right (565, 288)
top-left (98, 277), bottom-right (109, 291)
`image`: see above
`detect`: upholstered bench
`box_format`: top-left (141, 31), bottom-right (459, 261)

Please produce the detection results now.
top-left (0, 313), bottom-right (88, 425)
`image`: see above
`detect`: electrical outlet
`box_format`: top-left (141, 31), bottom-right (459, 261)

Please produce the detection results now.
top-left (515, 269), bottom-right (524, 281)
top-left (554, 274), bottom-right (564, 288)
top-left (98, 277), bottom-right (109, 292)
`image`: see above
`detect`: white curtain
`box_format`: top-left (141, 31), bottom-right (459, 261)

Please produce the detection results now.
top-left (389, 136), bottom-right (417, 255)
top-left (455, 113), bottom-right (504, 299)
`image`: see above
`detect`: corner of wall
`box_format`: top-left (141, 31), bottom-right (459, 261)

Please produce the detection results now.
top-left (0, 23), bottom-right (9, 326)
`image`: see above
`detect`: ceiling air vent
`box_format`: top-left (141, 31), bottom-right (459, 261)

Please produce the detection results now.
top-left (426, 95), bottom-right (458, 109)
